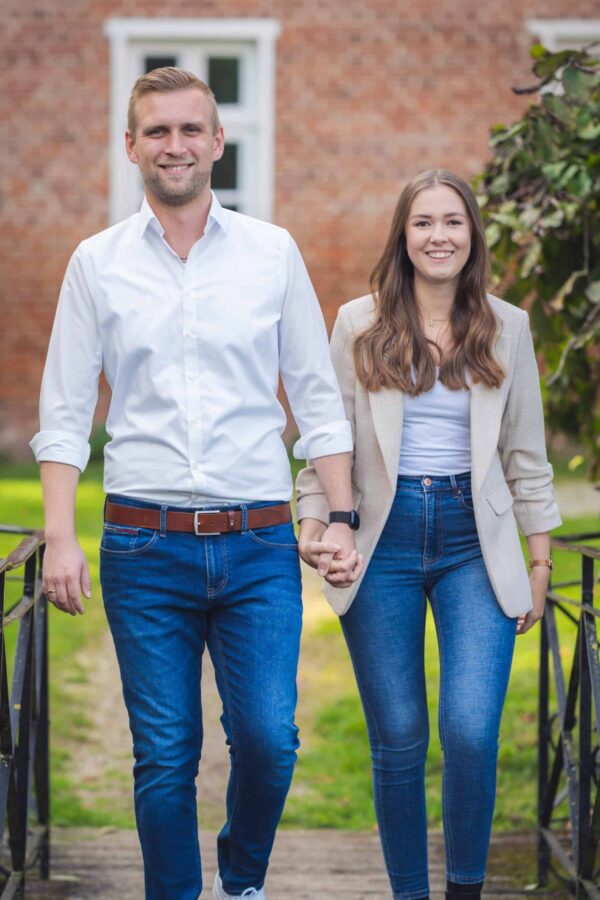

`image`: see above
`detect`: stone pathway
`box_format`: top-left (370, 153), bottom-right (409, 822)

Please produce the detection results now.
top-left (25, 828), bottom-right (571, 899)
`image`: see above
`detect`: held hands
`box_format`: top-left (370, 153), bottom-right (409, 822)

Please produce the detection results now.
top-left (517, 566), bottom-right (550, 635)
top-left (42, 536), bottom-right (90, 616)
top-left (298, 518), bottom-right (364, 588)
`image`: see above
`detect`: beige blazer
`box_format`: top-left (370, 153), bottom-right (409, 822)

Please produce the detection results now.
top-left (296, 294), bottom-right (562, 618)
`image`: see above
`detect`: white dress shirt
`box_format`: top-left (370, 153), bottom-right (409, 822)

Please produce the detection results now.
top-left (31, 194), bottom-right (352, 506)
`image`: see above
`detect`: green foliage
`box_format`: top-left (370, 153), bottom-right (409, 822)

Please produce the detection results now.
top-left (477, 45), bottom-right (600, 478)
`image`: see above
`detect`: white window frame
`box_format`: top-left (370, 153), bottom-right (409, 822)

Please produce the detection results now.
top-left (104, 18), bottom-right (280, 223)
top-left (526, 18), bottom-right (600, 51)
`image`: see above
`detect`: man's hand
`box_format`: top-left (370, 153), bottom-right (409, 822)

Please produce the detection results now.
top-left (517, 566), bottom-right (549, 635)
top-left (42, 536), bottom-right (90, 616)
top-left (317, 523), bottom-right (363, 587)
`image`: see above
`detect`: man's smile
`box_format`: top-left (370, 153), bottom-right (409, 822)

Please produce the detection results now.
top-left (159, 163), bottom-right (194, 173)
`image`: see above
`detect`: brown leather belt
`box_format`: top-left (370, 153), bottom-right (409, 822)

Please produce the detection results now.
top-left (104, 500), bottom-right (292, 536)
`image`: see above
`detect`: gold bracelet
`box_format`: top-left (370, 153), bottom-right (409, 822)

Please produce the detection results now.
top-left (528, 558), bottom-right (553, 570)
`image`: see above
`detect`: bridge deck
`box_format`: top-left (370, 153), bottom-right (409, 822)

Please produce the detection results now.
top-left (24, 828), bottom-right (569, 899)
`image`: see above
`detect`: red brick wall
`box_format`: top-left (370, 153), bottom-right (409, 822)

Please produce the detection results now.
top-left (1, 0), bottom-right (596, 457)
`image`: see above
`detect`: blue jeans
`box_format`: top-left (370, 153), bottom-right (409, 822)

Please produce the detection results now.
top-left (99, 496), bottom-right (302, 900)
top-left (341, 474), bottom-right (517, 900)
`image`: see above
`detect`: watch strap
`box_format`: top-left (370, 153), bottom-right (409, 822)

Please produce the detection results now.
top-left (528, 558), bottom-right (553, 570)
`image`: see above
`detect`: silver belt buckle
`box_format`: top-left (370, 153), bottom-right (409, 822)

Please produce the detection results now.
top-left (194, 510), bottom-right (221, 536)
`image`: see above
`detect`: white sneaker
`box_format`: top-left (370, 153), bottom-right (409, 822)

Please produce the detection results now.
top-left (212, 872), bottom-right (266, 899)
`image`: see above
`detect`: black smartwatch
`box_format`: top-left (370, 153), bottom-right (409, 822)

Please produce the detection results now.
top-left (329, 510), bottom-right (360, 531)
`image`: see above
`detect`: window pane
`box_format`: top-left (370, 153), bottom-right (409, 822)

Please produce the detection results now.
top-left (208, 57), bottom-right (239, 104)
top-left (212, 143), bottom-right (238, 190)
top-left (145, 56), bottom-right (177, 73)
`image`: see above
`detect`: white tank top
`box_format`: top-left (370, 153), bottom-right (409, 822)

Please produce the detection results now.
top-left (398, 375), bottom-right (471, 476)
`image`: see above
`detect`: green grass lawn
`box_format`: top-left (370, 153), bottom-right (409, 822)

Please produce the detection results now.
top-left (0, 462), bottom-right (598, 831)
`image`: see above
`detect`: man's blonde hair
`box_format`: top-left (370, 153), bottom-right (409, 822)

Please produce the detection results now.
top-left (127, 67), bottom-right (221, 136)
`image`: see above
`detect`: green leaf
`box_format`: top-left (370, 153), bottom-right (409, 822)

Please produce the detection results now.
top-left (542, 94), bottom-right (571, 124)
top-left (562, 65), bottom-right (586, 98)
top-left (563, 201), bottom-right (580, 222)
top-left (542, 161), bottom-right (568, 181)
top-left (530, 43), bottom-right (548, 61)
top-left (519, 206), bottom-right (542, 228)
top-left (520, 241), bottom-right (542, 278)
top-left (489, 173), bottom-right (509, 195)
top-left (567, 169), bottom-right (593, 197)
top-left (539, 208), bottom-right (565, 228)
top-left (485, 223), bottom-right (502, 247)
top-left (557, 163), bottom-right (580, 188)
top-left (579, 122), bottom-right (600, 141)
top-left (490, 122), bottom-right (526, 146)
top-left (532, 118), bottom-right (556, 162)
top-left (533, 49), bottom-right (573, 79)
top-left (585, 281), bottom-right (600, 303)
top-left (550, 269), bottom-right (586, 310)
top-left (490, 211), bottom-right (522, 230)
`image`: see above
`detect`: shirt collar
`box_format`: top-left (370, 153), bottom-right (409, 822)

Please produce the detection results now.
top-left (138, 191), bottom-right (229, 238)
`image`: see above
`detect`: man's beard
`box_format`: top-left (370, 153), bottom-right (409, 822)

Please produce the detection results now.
top-left (144, 166), bottom-right (211, 207)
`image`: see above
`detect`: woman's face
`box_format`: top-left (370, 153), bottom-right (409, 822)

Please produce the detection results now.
top-left (404, 185), bottom-right (472, 290)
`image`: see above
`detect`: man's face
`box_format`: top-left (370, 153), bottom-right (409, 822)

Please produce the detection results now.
top-left (125, 88), bottom-right (224, 207)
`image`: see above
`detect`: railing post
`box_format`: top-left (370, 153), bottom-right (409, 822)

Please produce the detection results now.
top-left (0, 527), bottom-right (51, 896)
top-left (34, 546), bottom-right (50, 880)
top-left (579, 555), bottom-right (596, 894)
top-left (577, 558), bottom-right (592, 896)
top-left (537, 609), bottom-right (550, 886)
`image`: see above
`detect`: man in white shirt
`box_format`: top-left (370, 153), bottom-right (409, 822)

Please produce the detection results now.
top-left (31, 67), bottom-right (361, 900)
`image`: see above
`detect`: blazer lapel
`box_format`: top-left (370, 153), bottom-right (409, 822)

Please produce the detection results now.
top-left (369, 388), bottom-right (404, 489)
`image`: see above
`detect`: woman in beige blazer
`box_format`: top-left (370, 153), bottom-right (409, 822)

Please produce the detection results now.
top-left (296, 170), bottom-right (561, 900)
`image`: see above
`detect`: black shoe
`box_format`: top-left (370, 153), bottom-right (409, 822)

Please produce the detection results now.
top-left (446, 880), bottom-right (483, 900)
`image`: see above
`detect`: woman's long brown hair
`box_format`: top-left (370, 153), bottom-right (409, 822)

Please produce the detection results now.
top-left (353, 169), bottom-right (505, 395)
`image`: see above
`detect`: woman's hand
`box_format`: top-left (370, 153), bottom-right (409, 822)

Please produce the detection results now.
top-left (517, 566), bottom-right (550, 635)
top-left (298, 518), bottom-right (364, 587)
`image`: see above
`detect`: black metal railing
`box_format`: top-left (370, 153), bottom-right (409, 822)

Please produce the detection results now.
top-left (537, 530), bottom-right (600, 897)
top-left (0, 526), bottom-right (49, 898)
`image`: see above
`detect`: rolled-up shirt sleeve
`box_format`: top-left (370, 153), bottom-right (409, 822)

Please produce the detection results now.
top-left (278, 235), bottom-right (352, 460)
top-left (30, 244), bottom-right (102, 471)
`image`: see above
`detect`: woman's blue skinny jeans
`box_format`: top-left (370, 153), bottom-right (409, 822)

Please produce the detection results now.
top-left (340, 473), bottom-right (517, 900)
